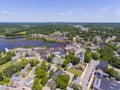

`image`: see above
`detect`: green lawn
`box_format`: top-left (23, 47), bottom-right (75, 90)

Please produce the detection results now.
top-left (68, 67), bottom-right (82, 77)
top-left (0, 61), bottom-right (12, 85)
top-left (0, 61), bottom-right (12, 72)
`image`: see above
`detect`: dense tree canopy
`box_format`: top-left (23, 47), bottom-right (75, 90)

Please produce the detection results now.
top-left (107, 68), bottom-right (120, 80)
top-left (62, 53), bottom-right (80, 68)
top-left (32, 78), bottom-right (42, 90)
top-left (84, 48), bottom-right (92, 63)
top-left (98, 45), bottom-right (120, 69)
top-left (33, 61), bottom-right (49, 90)
top-left (0, 72), bottom-right (3, 81)
top-left (0, 51), bottom-right (15, 65)
top-left (91, 52), bottom-right (99, 60)
top-left (55, 74), bottom-right (70, 89)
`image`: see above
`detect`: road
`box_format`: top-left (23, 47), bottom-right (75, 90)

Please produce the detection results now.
top-left (80, 60), bottom-right (99, 90)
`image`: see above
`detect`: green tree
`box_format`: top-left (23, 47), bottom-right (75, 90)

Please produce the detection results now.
top-left (32, 78), bottom-right (42, 90)
top-left (49, 70), bottom-right (55, 77)
top-left (28, 59), bottom-right (40, 67)
top-left (107, 68), bottom-right (118, 77)
top-left (118, 51), bottom-right (120, 55)
top-left (62, 59), bottom-right (70, 68)
top-left (25, 53), bottom-right (28, 57)
top-left (55, 74), bottom-right (70, 89)
top-left (41, 76), bottom-right (49, 86)
top-left (107, 68), bottom-right (120, 80)
top-left (40, 61), bottom-right (49, 71)
top-left (84, 53), bottom-right (91, 63)
top-left (0, 72), bottom-right (3, 81)
top-left (72, 83), bottom-right (83, 90)
top-left (91, 52), bottom-right (99, 60)
top-left (3, 65), bottom-right (15, 77)
top-left (71, 57), bottom-right (80, 65)
top-left (36, 67), bottom-right (46, 79)
top-left (47, 54), bottom-right (55, 62)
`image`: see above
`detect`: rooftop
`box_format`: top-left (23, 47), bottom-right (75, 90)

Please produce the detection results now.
top-left (98, 60), bottom-right (108, 68)
top-left (93, 76), bottom-right (120, 90)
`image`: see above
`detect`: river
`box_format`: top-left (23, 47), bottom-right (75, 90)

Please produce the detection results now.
top-left (0, 37), bottom-right (64, 51)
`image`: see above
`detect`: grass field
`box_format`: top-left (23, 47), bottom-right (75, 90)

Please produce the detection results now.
top-left (68, 67), bottom-right (82, 77)
top-left (0, 61), bottom-right (12, 72)
top-left (0, 61), bottom-right (12, 85)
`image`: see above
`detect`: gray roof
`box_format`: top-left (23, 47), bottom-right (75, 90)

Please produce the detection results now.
top-left (98, 60), bottom-right (108, 68)
top-left (93, 76), bottom-right (120, 90)
top-left (96, 69), bottom-right (109, 77)
top-left (51, 70), bottom-right (65, 80)
top-left (12, 74), bottom-right (23, 83)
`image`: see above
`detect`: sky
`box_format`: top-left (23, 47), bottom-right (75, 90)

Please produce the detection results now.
top-left (0, 0), bottom-right (120, 22)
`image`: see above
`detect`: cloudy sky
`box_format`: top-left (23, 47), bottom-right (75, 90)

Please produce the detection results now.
top-left (0, 0), bottom-right (120, 22)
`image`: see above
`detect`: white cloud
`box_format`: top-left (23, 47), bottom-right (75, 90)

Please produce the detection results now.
top-left (2, 11), bottom-right (15, 16)
top-left (2, 11), bottom-right (9, 15)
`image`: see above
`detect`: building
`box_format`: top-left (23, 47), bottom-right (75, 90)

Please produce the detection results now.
top-left (95, 69), bottom-right (109, 78)
top-left (97, 61), bottom-right (108, 72)
top-left (12, 74), bottom-right (24, 85)
top-left (24, 77), bottom-right (34, 87)
top-left (93, 76), bottom-right (120, 90)
top-left (65, 45), bottom-right (75, 54)
top-left (21, 63), bottom-right (31, 76)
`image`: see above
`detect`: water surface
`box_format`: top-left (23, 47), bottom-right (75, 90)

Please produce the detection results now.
top-left (0, 37), bottom-right (64, 51)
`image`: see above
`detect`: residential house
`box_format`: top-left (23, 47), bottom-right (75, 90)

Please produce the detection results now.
top-left (93, 76), bottom-right (120, 90)
top-left (21, 63), bottom-right (31, 76)
top-left (24, 77), bottom-right (34, 87)
top-left (95, 69), bottom-right (109, 78)
top-left (12, 74), bottom-right (24, 86)
top-left (97, 61), bottom-right (108, 72)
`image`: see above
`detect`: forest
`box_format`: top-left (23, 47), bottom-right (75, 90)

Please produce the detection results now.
top-left (0, 23), bottom-right (119, 42)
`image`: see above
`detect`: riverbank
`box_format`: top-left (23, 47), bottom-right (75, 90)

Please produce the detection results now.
top-left (0, 35), bottom-right (5, 37)
top-left (26, 37), bottom-right (65, 43)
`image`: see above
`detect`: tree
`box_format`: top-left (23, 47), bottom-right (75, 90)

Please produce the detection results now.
top-left (49, 70), bottom-right (55, 77)
top-left (71, 57), bottom-right (80, 65)
top-left (118, 51), bottom-right (120, 55)
top-left (3, 65), bottom-right (15, 77)
top-left (36, 67), bottom-right (46, 79)
top-left (47, 56), bottom-right (53, 62)
top-left (40, 61), bottom-right (49, 71)
top-left (72, 83), bottom-right (83, 90)
top-left (41, 76), bottom-right (49, 86)
top-left (62, 59), bottom-right (70, 68)
top-left (91, 52), bottom-right (99, 60)
top-left (47, 54), bottom-right (54, 62)
top-left (1, 51), bottom-right (15, 65)
top-left (28, 59), bottom-right (40, 67)
top-left (55, 74), bottom-right (70, 89)
top-left (25, 53), bottom-right (28, 57)
top-left (32, 78), bottom-right (42, 90)
top-left (63, 53), bottom-right (80, 67)
top-left (107, 68), bottom-right (118, 77)
top-left (0, 72), bottom-right (3, 81)
top-left (107, 68), bottom-right (120, 80)
top-left (93, 38), bottom-right (98, 45)
top-left (84, 53), bottom-right (91, 63)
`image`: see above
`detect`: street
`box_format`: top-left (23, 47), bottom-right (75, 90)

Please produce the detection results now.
top-left (80, 60), bottom-right (99, 90)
